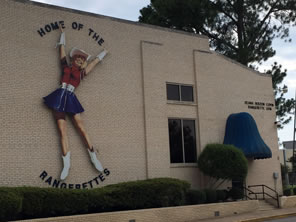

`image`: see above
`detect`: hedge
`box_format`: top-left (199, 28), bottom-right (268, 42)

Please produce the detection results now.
top-left (88, 178), bottom-right (190, 212)
top-left (204, 189), bottom-right (217, 203)
top-left (0, 189), bottom-right (22, 221)
top-left (283, 188), bottom-right (292, 196)
top-left (229, 187), bottom-right (244, 200)
top-left (0, 178), bottom-right (247, 222)
top-left (216, 190), bottom-right (227, 202)
top-left (185, 190), bottom-right (206, 205)
top-left (293, 187), bottom-right (296, 196)
top-left (0, 178), bottom-right (190, 221)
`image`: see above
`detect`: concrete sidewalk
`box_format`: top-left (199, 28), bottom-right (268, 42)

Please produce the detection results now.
top-left (191, 207), bottom-right (296, 222)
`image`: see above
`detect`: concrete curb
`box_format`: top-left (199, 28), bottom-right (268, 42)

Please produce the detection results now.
top-left (239, 212), bottom-right (296, 222)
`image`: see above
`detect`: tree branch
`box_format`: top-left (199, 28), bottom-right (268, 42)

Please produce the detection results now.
top-left (201, 27), bottom-right (238, 51)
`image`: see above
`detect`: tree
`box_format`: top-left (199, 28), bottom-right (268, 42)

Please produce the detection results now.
top-left (267, 62), bottom-right (294, 128)
top-left (197, 144), bottom-right (248, 189)
top-left (139, 0), bottom-right (296, 126)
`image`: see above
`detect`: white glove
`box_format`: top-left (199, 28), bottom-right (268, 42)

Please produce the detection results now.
top-left (56, 32), bottom-right (65, 47)
top-left (96, 49), bottom-right (108, 61)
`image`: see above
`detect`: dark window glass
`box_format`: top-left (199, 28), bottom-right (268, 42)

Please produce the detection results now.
top-left (181, 85), bottom-right (194, 102)
top-left (168, 119), bottom-right (197, 164)
top-left (167, 84), bottom-right (180, 101)
top-left (168, 119), bottom-right (183, 163)
top-left (183, 120), bottom-right (197, 163)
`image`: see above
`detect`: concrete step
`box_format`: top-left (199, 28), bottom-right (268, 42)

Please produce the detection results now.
top-left (258, 200), bottom-right (277, 211)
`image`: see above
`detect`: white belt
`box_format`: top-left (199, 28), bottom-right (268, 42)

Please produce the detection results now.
top-left (61, 83), bottom-right (75, 93)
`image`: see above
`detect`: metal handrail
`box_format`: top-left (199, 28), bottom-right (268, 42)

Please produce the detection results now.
top-left (248, 184), bottom-right (280, 208)
top-left (242, 186), bottom-right (258, 200)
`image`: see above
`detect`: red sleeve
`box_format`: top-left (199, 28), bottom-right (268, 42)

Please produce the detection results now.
top-left (60, 57), bottom-right (70, 83)
top-left (80, 69), bottom-right (86, 80)
top-left (61, 57), bottom-right (68, 69)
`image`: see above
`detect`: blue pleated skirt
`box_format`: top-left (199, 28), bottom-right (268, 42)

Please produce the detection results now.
top-left (43, 88), bottom-right (84, 114)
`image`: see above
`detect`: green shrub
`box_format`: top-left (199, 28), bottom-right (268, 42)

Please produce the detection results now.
top-left (186, 190), bottom-right (206, 205)
top-left (0, 178), bottom-right (190, 221)
top-left (204, 189), bottom-right (217, 203)
top-left (284, 188), bottom-right (292, 196)
top-left (229, 187), bottom-right (244, 200)
top-left (88, 178), bottom-right (190, 212)
top-left (198, 144), bottom-right (248, 188)
top-left (216, 190), bottom-right (227, 202)
top-left (21, 187), bottom-right (47, 218)
top-left (40, 189), bottom-right (89, 217)
top-left (293, 187), bottom-right (296, 195)
top-left (0, 189), bottom-right (22, 222)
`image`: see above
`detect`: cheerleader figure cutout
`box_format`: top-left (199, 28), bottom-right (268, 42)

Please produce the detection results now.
top-left (43, 27), bottom-right (108, 180)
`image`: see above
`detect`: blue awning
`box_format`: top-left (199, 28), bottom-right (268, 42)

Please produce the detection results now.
top-left (223, 112), bottom-right (272, 159)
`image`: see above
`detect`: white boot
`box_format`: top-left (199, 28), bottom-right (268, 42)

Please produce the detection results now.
top-left (88, 149), bottom-right (103, 172)
top-left (96, 49), bottom-right (108, 61)
top-left (60, 151), bottom-right (71, 180)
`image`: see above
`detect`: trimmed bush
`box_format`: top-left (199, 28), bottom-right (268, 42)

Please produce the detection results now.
top-left (0, 189), bottom-right (22, 222)
top-left (39, 189), bottom-right (89, 218)
top-left (0, 178), bottom-right (190, 221)
top-left (0, 183), bottom-right (184, 221)
top-left (21, 187), bottom-right (48, 218)
top-left (88, 178), bottom-right (190, 212)
top-left (198, 144), bottom-right (248, 187)
top-left (229, 187), bottom-right (244, 200)
top-left (293, 187), bottom-right (296, 195)
top-left (216, 190), bottom-right (227, 202)
top-left (186, 190), bottom-right (206, 205)
top-left (283, 188), bottom-right (292, 196)
top-left (204, 189), bottom-right (217, 203)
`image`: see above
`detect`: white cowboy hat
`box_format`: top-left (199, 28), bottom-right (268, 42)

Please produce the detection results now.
top-left (70, 47), bottom-right (91, 61)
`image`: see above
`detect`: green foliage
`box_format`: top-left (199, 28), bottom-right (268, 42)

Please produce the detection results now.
top-left (198, 144), bottom-right (248, 183)
top-left (229, 187), bottom-right (244, 200)
top-left (216, 190), bottom-right (227, 202)
top-left (0, 178), bottom-right (190, 221)
top-left (281, 163), bottom-right (290, 181)
top-left (88, 178), bottom-right (190, 212)
top-left (139, 0), bottom-right (296, 65)
top-left (267, 62), bottom-right (294, 128)
top-left (204, 189), bottom-right (217, 203)
top-left (0, 187), bottom-right (89, 220)
top-left (281, 163), bottom-right (290, 174)
top-left (21, 187), bottom-right (48, 218)
top-left (0, 189), bottom-right (22, 222)
top-left (139, 0), bottom-right (296, 126)
top-left (283, 188), bottom-right (292, 196)
top-left (186, 190), bottom-right (206, 205)
top-left (293, 187), bottom-right (296, 195)
top-left (139, 0), bottom-right (215, 34)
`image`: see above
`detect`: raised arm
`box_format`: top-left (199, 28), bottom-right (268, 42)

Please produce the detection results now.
top-left (57, 26), bottom-right (66, 60)
top-left (84, 49), bottom-right (108, 75)
top-left (60, 44), bottom-right (66, 60)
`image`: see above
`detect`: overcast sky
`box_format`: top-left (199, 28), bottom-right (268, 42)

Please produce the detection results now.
top-left (30, 0), bottom-right (296, 146)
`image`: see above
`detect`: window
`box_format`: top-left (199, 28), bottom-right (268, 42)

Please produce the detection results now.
top-left (168, 119), bottom-right (197, 163)
top-left (166, 83), bottom-right (194, 102)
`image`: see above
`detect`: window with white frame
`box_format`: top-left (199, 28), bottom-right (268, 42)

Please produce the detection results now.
top-left (168, 119), bottom-right (197, 163)
top-left (166, 83), bottom-right (194, 102)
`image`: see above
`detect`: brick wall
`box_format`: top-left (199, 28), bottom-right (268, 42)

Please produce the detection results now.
top-left (0, 0), bottom-right (282, 192)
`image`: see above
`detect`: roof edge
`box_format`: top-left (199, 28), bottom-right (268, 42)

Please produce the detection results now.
top-left (17, 0), bottom-right (209, 40)
top-left (214, 52), bottom-right (271, 78)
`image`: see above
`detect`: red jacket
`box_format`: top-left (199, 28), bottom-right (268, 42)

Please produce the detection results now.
top-left (60, 58), bottom-right (86, 88)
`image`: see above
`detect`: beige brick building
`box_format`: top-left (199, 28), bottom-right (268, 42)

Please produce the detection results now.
top-left (1, 0), bottom-right (282, 194)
